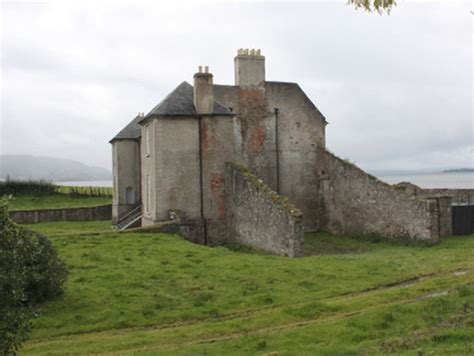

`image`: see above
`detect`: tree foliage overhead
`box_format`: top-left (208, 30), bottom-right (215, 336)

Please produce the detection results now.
top-left (0, 198), bottom-right (68, 355)
top-left (348, 0), bottom-right (397, 14)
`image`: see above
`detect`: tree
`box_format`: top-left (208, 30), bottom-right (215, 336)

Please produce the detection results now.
top-left (348, 0), bottom-right (397, 14)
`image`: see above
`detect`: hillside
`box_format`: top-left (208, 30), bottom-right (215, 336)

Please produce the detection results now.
top-left (443, 168), bottom-right (474, 173)
top-left (0, 155), bottom-right (111, 182)
top-left (19, 221), bottom-right (474, 355)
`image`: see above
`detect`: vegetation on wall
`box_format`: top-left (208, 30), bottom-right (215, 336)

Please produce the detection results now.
top-left (0, 198), bottom-right (68, 354)
top-left (229, 162), bottom-right (303, 221)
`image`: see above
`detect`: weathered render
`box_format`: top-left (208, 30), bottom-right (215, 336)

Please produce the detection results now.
top-left (110, 125), bottom-right (141, 224)
top-left (110, 48), bottom-right (454, 255)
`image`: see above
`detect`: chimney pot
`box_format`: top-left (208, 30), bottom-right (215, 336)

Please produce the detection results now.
top-left (194, 66), bottom-right (214, 114)
top-left (234, 47), bottom-right (265, 86)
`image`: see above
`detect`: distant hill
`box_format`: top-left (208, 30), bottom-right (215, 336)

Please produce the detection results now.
top-left (0, 155), bottom-right (111, 182)
top-left (442, 168), bottom-right (474, 173)
top-left (370, 168), bottom-right (474, 176)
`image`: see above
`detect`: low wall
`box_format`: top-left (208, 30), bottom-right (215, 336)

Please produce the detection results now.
top-left (316, 149), bottom-right (441, 242)
top-left (394, 183), bottom-right (474, 205)
top-left (418, 189), bottom-right (474, 205)
top-left (225, 162), bottom-right (304, 257)
top-left (10, 205), bottom-right (112, 224)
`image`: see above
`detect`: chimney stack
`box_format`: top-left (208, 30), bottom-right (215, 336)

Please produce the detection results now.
top-left (193, 65), bottom-right (214, 114)
top-left (234, 48), bottom-right (265, 87)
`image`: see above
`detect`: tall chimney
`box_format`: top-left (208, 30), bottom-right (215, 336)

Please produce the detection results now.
top-left (193, 66), bottom-right (214, 114)
top-left (234, 48), bottom-right (265, 87)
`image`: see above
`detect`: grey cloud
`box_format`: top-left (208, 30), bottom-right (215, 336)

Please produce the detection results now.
top-left (1, 1), bottom-right (472, 171)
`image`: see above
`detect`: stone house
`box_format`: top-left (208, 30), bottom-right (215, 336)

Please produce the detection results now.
top-left (110, 49), bottom-right (451, 256)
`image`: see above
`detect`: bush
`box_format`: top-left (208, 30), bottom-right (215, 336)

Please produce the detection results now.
top-left (0, 222), bottom-right (31, 354)
top-left (0, 179), bottom-right (57, 196)
top-left (20, 229), bottom-right (68, 304)
top-left (0, 179), bottom-right (112, 198)
top-left (0, 198), bottom-right (68, 354)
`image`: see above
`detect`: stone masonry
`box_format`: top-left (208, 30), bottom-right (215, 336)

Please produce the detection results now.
top-left (225, 162), bottom-right (304, 257)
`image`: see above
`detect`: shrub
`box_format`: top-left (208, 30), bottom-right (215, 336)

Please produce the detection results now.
top-left (0, 216), bottom-right (31, 354)
top-left (20, 229), bottom-right (68, 304)
top-left (0, 198), bottom-right (68, 354)
top-left (0, 179), bottom-right (57, 195)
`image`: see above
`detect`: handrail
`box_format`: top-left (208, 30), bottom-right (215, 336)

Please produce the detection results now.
top-left (117, 204), bottom-right (142, 224)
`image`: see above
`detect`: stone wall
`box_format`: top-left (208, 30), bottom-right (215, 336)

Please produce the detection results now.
top-left (10, 205), bottom-right (112, 224)
top-left (394, 182), bottom-right (474, 204)
top-left (315, 148), bottom-right (441, 242)
top-left (225, 162), bottom-right (304, 257)
top-left (419, 189), bottom-right (474, 204)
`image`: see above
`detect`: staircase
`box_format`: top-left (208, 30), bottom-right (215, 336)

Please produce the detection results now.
top-left (114, 205), bottom-right (142, 231)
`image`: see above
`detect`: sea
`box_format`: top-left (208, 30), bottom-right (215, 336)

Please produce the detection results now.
top-left (54, 172), bottom-right (474, 189)
top-left (374, 172), bottom-right (474, 189)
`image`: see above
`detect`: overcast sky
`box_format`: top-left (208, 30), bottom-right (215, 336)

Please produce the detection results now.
top-left (1, 0), bottom-right (472, 172)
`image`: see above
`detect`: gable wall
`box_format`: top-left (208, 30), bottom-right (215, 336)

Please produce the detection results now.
top-left (141, 117), bottom-right (201, 226)
top-left (214, 83), bottom-right (327, 231)
top-left (265, 83), bottom-right (326, 231)
top-left (155, 118), bottom-right (201, 222)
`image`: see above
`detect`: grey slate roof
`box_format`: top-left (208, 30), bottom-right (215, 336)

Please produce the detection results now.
top-left (109, 114), bottom-right (142, 143)
top-left (110, 80), bottom-right (326, 143)
top-left (110, 81), bottom-right (233, 142)
top-left (143, 81), bottom-right (233, 120)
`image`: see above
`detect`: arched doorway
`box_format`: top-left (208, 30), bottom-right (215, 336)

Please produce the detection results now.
top-left (125, 186), bottom-right (135, 205)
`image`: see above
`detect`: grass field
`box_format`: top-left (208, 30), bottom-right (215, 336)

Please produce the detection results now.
top-left (19, 221), bottom-right (474, 355)
top-left (8, 193), bottom-right (111, 211)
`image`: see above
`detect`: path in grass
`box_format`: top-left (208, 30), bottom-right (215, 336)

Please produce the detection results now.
top-left (21, 222), bottom-right (474, 354)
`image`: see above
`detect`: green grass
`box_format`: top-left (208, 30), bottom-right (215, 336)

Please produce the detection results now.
top-left (8, 193), bottom-right (111, 211)
top-left (20, 221), bottom-right (474, 355)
